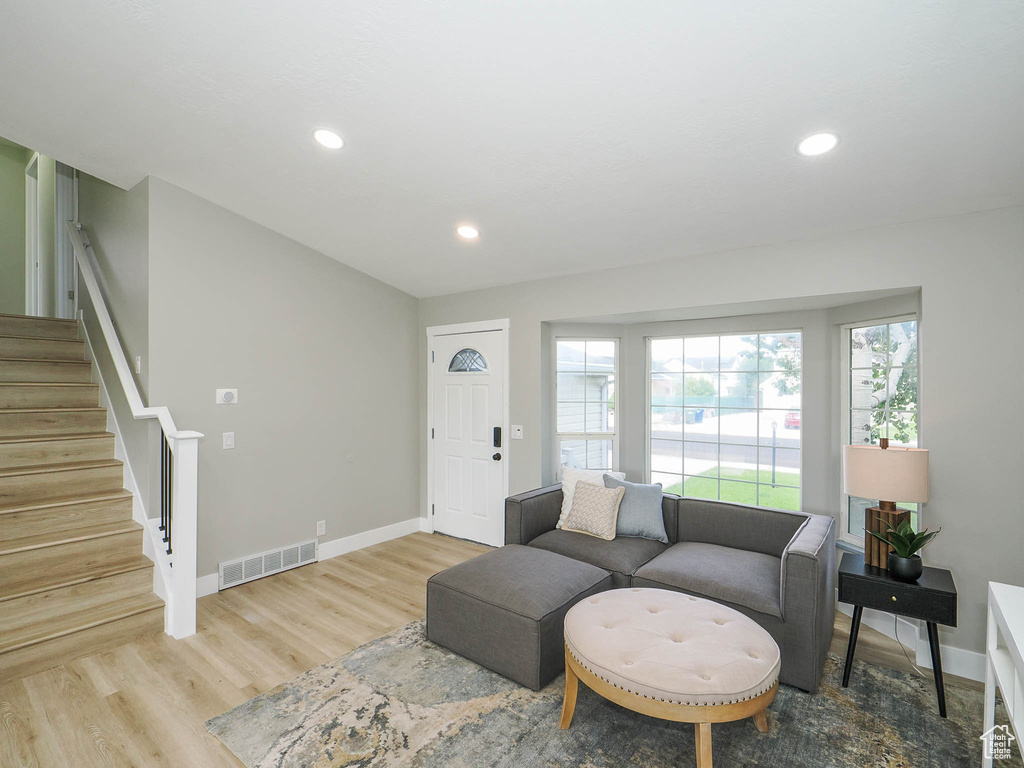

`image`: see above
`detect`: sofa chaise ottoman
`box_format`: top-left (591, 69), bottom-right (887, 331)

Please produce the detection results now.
top-left (426, 544), bottom-right (613, 690)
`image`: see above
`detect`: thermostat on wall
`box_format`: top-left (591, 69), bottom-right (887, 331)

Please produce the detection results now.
top-left (216, 388), bottom-right (238, 404)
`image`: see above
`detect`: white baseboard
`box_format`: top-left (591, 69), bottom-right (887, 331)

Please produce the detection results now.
top-left (197, 573), bottom-right (219, 598)
top-left (419, 516), bottom-right (433, 534)
top-left (317, 517), bottom-right (424, 561)
top-left (195, 516), bottom-right (426, 598)
top-left (837, 601), bottom-right (985, 682)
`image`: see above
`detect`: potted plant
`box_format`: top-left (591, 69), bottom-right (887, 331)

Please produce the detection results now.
top-left (867, 519), bottom-right (941, 582)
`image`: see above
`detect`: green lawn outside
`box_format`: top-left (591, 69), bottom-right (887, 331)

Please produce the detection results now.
top-left (663, 468), bottom-right (800, 511)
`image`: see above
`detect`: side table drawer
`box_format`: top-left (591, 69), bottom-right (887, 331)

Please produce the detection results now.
top-left (839, 576), bottom-right (957, 626)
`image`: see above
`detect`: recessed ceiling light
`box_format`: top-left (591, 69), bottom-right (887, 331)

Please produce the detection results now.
top-left (797, 132), bottom-right (839, 157)
top-left (313, 129), bottom-right (344, 150)
top-left (456, 224), bottom-right (480, 240)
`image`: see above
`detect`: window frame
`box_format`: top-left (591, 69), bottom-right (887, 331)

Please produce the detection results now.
top-left (838, 313), bottom-right (921, 547)
top-left (644, 329), bottom-right (803, 511)
top-left (553, 337), bottom-right (620, 479)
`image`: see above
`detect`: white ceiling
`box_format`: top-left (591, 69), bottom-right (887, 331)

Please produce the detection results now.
top-left (1, 1), bottom-right (1021, 298)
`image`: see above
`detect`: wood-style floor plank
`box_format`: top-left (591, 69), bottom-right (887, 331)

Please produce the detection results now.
top-left (0, 532), bottom-right (969, 767)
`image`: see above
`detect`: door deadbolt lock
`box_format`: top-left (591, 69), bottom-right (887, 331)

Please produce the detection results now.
top-left (492, 453), bottom-right (502, 461)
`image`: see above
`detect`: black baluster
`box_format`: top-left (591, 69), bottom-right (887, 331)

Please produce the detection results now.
top-left (166, 442), bottom-right (173, 556)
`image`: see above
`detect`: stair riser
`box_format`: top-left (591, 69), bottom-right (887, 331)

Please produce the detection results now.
top-left (0, 317), bottom-right (79, 341)
top-left (0, 409), bottom-right (107, 436)
top-left (0, 530), bottom-right (144, 599)
top-left (0, 360), bottom-right (92, 383)
top-left (0, 384), bottom-right (99, 409)
top-left (0, 567), bottom-right (153, 635)
top-left (0, 464), bottom-right (124, 508)
top-left (0, 605), bottom-right (163, 682)
top-left (0, 496), bottom-right (133, 542)
top-left (0, 435), bottom-right (115, 469)
top-left (0, 337), bottom-right (85, 361)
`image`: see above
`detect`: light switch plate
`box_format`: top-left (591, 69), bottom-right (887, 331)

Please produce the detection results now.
top-left (216, 388), bottom-right (238, 404)
top-left (511, 425), bottom-right (524, 439)
top-left (222, 432), bottom-right (235, 449)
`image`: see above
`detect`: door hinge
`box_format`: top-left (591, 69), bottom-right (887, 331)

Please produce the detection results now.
top-left (431, 350), bottom-right (435, 363)
top-left (431, 428), bottom-right (434, 439)
top-left (431, 504), bottom-right (435, 516)
top-left (67, 290), bottom-right (74, 300)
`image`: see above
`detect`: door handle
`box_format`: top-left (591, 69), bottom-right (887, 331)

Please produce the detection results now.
top-left (492, 453), bottom-right (502, 461)
top-left (493, 427), bottom-right (502, 448)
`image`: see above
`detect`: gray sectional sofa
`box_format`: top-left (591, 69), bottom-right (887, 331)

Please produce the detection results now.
top-left (506, 484), bottom-right (836, 691)
top-left (427, 483), bottom-right (835, 694)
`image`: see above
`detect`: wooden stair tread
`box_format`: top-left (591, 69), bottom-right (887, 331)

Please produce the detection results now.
top-left (0, 382), bottom-right (97, 388)
top-left (0, 458), bottom-right (122, 479)
top-left (0, 489), bottom-right (133, 515)
top-left (0, 519), bottom-right (143, 556)
top-left (0, 333), bottom-right (84, 342)
top-left (0, 406), bottom-right (105, 413)
top-left (0, 550), bottom-right (153, 603)
top-left (0, 432), bottom-right (113, 445)
top-left (0, 312), bottom-right (77, 324)
top-left (0, 356), bottom-right (90, 364)
top-left (0, 592), bottom-right (163, 656)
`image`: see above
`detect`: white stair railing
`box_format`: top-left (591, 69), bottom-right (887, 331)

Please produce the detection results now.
top-left (66, 221), bottom-right (203, 639)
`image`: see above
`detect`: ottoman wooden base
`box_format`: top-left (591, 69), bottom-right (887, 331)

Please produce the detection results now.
top-left (559, 646), bottom-right (777, 768)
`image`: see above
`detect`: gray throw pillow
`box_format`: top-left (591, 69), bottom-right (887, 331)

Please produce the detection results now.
top-left (603, 475), bottom-right (668, 543)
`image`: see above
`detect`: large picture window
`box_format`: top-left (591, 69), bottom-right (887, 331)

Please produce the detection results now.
top-left (556, 339), bottom-right (617, 474)
top-left (648, 332), bottom-right (802, 511)
top-left (841, 318), bottom-right (919, 542)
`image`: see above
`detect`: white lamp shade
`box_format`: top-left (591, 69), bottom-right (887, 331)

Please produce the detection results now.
top-left (843, 445), bottom-right (929, 503)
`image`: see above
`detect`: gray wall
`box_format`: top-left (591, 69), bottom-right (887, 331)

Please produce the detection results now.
top-left (420, 206), bottom-right (1024, 656)
top-left (146, 178), bottom-right (420, 577)
top-left (0, 141), bottom-right (28, 314)
top-left (77, 175), bottom-right (155, 518)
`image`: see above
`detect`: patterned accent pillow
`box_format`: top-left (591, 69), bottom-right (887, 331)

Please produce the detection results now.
top-left (557, 467), bottom-right (626, 529)
top-left (562, 481), bottom-right (626, 541)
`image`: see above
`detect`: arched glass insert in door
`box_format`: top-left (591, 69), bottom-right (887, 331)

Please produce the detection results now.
top-left (449, 348), bottom-right (488, 372)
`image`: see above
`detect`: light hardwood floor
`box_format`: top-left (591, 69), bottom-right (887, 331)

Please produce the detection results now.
top-left (0, 532), bottom-right (971, 767)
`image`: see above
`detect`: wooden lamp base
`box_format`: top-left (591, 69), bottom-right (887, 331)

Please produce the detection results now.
top-left (864, 504), bottom-right (910, 569)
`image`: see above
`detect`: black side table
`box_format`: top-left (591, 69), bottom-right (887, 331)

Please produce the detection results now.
top-left (838, 552), bottom-right (957, 717)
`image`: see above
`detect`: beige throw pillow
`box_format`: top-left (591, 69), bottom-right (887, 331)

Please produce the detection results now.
top-left (557, 467), bottom-right (626, 529)
top-left (562, 481), bottom-right (626, 541)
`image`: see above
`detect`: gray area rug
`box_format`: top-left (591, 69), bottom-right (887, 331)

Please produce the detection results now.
top-left (207, 619), bottom-right (1018, 767)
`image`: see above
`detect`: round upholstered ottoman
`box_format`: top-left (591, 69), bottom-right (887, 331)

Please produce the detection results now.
top-left (560, 588), bottom-right (780, 768)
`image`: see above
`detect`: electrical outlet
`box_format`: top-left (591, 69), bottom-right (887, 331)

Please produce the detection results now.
top-left (222, 432), bottom-right (235, 449)
top-left (134, 356), bottom-right (142, 375)
top-left (316, 520), bottom-right (326, 537)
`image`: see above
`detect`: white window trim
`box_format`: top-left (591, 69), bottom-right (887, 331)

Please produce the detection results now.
top-left (644, 329), bottom-right (803, 510)
top-left (838, 313), bottom-right (920, 547)
top-left (553, 337), bottom-right (620, 479)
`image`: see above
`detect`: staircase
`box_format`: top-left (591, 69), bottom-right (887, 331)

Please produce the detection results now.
top-left (0, 312), bottom-right (163, 681)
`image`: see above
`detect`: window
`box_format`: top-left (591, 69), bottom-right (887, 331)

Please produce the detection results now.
top-left (556, 339), bottom-right (617, 474)
top-left (841, 318), bottom-right (919, 543)
top-left (448, 348), bottom-right (487, 372)
top-left (648, 332), bottom-right (802, 511)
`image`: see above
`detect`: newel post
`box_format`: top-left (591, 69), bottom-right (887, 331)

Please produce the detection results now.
top-left (168, 431), bottom-right (202, 639)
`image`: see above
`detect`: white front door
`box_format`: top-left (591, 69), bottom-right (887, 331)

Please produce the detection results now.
top-left (431, 328), bottom-right (507, 547)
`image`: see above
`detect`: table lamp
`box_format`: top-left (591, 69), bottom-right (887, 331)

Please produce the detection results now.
top-left (843, 438), bottom-right (929, 569)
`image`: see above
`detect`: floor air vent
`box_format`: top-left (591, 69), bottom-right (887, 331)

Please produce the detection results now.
top-left (218, 539), bottom-right (318, 590)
